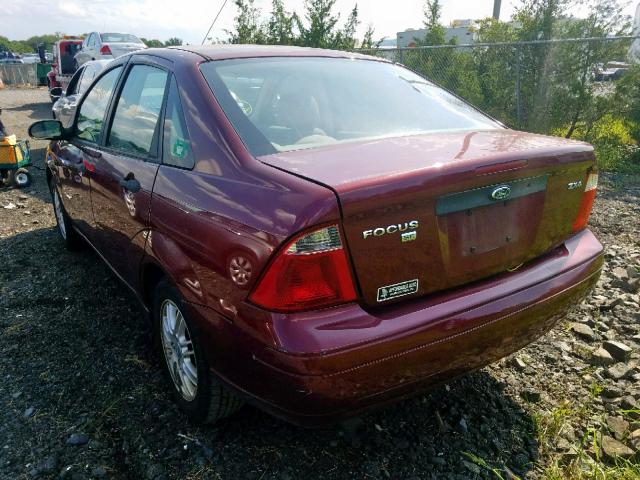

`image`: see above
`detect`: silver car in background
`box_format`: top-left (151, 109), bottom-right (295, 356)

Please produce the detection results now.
top-left (52, 60), bottom-right (110, 127)
top-left (74, 32), bottom-right (146, 67)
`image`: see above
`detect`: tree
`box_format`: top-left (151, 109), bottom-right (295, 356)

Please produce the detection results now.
top-left (334, 5), bottom-right (360, 50)
top-left (421, 0), bottom-right (446, 45)
top-left (164, 37), bottom-right (184, 46)
top-left (514, 0), bottom-right (568, 41)
top-left (266, 0), bottom-right (297, 45)
top-left (296, 0), bottom-right (359, 49)
top-left (141, 38), bottom-right (164, 48)
top-left (296, 0), bottom-right (340, 48)
top-left (228, 0), bottom-right (266, 44)
top-left (360, 24), bottom-right (383, 49)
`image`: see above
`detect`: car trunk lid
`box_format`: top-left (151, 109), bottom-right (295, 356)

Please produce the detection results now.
top-left (107, 43), bottom-right (144, 58)
top-left (258, 129), bottom-right (596, 307)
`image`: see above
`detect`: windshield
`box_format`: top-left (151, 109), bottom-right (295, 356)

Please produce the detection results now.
top-left (101, 33), bottom-right (142, 43)
top-left (200, 57), bottom-right (500, 156)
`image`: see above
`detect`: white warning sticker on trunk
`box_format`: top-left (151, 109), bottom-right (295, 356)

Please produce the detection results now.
top-left (377, 279), bottom-right (419, 302)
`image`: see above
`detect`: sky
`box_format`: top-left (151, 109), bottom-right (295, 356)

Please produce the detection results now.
top-left (1, 0), bottom-right (638, 45)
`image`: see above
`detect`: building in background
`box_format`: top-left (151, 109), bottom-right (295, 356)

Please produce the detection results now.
top-left (397, 21), bottom-right (476, 48)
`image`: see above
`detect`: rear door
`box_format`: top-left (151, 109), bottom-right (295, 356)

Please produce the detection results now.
top-left (89, 58), bottom-right (170, 288)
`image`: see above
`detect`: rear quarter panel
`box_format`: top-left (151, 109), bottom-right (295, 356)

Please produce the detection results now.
top-left (146, 54), bottom-right (341, 345)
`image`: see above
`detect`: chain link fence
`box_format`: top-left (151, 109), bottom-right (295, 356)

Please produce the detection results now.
top-left (358, 36), bottom-right (639, 136)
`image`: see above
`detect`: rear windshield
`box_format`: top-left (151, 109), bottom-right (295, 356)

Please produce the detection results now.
top-left (200, 57), bottom-right (500, 156)
top-left (101, 33), bottom-right (141, 43)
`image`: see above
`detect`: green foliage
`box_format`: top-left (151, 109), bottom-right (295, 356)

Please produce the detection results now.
top-left (164, 37), bottom-right (183, 46)
top-left (141, 38), bottom-right (164, 48)
top-left (420, 0), bottom-right (446, 46)
top-left (228, 0), bottom-right (266, 44)
top-left (0, 33), bottom-right (63, 53)
top-left (400, 0), bottom-right (637, 172)
top-left (360, 24), bottom-right (383, 50)
top-left (226, 0), bottom-right (362, 49)
top-left (295, 0), bottom-right (360, 49)
top-left (266, 0), bottom-right (297, 45)
top-left (614, 65), bottom-right (640, 140)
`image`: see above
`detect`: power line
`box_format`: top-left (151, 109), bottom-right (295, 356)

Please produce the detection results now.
top-left (201, 0), bottom-right (230, 45)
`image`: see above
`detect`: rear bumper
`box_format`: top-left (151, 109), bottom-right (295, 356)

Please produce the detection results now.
top-left (192, 229), bottom-right (603, 426)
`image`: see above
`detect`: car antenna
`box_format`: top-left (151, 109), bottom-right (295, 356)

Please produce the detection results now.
top-left (201, 0), bottom-right (229, 45)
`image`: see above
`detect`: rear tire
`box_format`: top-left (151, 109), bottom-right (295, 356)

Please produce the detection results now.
top-left (153, 278), bottom-right (243, 424)
top-left (49, 177), bottom-right (82, 250)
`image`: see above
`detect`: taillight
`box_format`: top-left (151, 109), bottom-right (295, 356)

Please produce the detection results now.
top-left (100, 45), bottom-right (112, 55)
top-left (572, 172), bottom-right (598, 232)
top-left (250, 225), bottom-right (357, 312)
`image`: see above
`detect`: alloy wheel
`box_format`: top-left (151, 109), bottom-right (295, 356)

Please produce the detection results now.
top-left (160, 299), bottom-right (198, 401)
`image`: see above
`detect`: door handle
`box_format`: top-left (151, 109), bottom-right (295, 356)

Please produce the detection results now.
top-left (119, 177), bottom-right (141, 193)
top-left (80, 146), bottom-right (102, 159)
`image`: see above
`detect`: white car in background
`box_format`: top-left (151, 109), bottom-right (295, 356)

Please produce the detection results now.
top-left (21, 54), bottom-right (40, 64)
top-left (51, 59), bottom-right (111, 127)
top-left (74, 32), bottom-right (147, 67)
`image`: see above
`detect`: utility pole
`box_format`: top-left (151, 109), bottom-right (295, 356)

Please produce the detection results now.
top-left (493, 0), bottom-right (502, 19)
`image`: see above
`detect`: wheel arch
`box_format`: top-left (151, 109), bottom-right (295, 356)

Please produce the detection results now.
top-left (140, 261), bottom-right (169, 310)
top-left (140, 229), bottom-right (205, 308)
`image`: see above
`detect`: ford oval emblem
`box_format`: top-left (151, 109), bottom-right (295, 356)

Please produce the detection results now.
top-left (490, 185), bottom-right (511, 200)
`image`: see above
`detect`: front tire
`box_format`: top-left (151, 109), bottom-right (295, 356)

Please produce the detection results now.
top-left (49, 177), bottom-right (81, 250)
top-left (153, 278), bottom-right (242, 424)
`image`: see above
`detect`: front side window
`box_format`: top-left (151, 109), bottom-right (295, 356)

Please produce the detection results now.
top-left (107, 64), bottom-right (168, 156)
top-left (76, 66), bottom-right (122, 143)
top-left (162, 77), bottom-right (194, 169)
top-left (200, 57), bottom-right (500, 156)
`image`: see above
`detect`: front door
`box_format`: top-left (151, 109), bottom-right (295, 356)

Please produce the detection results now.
top-left (53, 66), bottom-right (123, 234)
top-left (89, 62), bottom-right (169, 289)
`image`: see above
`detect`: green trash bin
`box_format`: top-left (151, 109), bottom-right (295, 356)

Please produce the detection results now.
top-left (37, 63), bottom-right (52, 86)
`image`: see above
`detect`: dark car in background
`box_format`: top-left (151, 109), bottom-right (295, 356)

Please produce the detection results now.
top-left (29, 45), bottom-right (603, 426)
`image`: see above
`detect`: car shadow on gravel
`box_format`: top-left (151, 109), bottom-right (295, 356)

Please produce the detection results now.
top-left (0, 227), bottom-right (540, 480)
top-left (5, 102), bottom-right (53, 120)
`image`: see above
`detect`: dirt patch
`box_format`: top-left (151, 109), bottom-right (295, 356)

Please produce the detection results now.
top-left (0, 88), bottom-right (638, 480)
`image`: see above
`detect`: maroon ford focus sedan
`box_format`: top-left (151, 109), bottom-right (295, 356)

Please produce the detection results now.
top-left (28, 45), bottom-right (603, 426)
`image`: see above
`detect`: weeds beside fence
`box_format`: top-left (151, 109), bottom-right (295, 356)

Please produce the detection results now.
top-left (359, 36), bottom-right (640, 172)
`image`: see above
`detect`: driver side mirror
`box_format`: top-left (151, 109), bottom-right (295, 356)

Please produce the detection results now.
top-left (28, 120), bottom-right (65, 140)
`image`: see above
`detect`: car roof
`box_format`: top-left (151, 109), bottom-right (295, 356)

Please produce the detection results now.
top-left (84, 59), bottom-right (112, 67)
top-left (168, 44), bottom-right (387, 63)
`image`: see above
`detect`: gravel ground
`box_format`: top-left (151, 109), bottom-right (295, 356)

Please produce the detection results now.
top-left (0, 88), bottom-right (638, 480)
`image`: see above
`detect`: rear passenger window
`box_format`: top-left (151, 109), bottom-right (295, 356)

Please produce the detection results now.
top-left (162, 77), bottom-right (194, 169)
top-left (76, 66), bottom-right (122, 144)
top-left (107, 65), bottom-right (168, 157)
